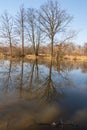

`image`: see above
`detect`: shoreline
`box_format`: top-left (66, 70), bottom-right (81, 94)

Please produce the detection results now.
top-left (0, 53), bottom-right (87, 62)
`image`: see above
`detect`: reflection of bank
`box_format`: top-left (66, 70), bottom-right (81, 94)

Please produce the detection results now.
top-left (0, 59), bottom-right (72, 102)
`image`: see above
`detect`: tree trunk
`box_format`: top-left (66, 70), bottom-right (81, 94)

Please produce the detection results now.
top-left (22, 27), bottom-right (24, 56)
top-left (9, 38), bottom-right (12, 56)
top-left (32, 27), bottom-right (36, 55)
top-left (51, 36), bottom-right (54, 58)
top-left (35, 43), bottom-right (40, 56)
top-left (35, 50), bottom-right (38, 56)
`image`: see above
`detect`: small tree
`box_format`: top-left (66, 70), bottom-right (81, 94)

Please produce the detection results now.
top-left (39, 0), bottom-right (72, 57)
top-left (0, 11), bottom-right (14, 56)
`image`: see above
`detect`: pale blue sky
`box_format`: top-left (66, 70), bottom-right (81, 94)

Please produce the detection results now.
top-left (0, 0), bottom-right (87, 45)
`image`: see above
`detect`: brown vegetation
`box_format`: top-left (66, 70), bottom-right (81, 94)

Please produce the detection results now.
top-left (0, 43), bottom-right (87, 62)
top-left (64, 55), bottom-right (87, 61)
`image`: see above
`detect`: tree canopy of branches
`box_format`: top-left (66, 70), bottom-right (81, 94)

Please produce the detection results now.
top-left (0, 11), bottom-right (14, 56)
top-left (39, 0), bottom-right (72, 57)
top-left (26, 8), bottom-right (42, 56)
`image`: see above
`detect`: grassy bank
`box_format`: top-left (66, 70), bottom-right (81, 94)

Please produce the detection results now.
top-left (25, 54), bottom-right (87, 62)
top-left (64, 55), bottom-right (87, 62)
top-left (0, 52), bottom-right (87, 62)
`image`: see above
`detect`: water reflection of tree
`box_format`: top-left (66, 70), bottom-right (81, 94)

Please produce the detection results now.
top-left (54, 60), bottom-right (75, 89)
top-left (1, 60), bottom-right (21, 93)
top-left (16, 59), bottom-right (71, 103)
top-left (31, 59), bottom-right (66, 103)
top-left (81, 62), bottom-right (87, 73)
top-left (1, 60), bottom-right (12, 93)
top-left (19, 58), bottom-right (24, 98)
top-left (28, 61), bottom-right (34, 88)
top-left (17, 58), bottom-right (41, 98)
top-left (0, 59), bottom-right (75, 102)
top-left (28, 59), bottom-right (39, 89)
top-left (43, 59), bottom-right (65, 102)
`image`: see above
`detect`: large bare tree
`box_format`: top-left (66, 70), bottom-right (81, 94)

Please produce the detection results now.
top-left (0, 11), bottom-right (14, 56)
top-left (26, 8), bottom-right (42, 56)
top-left (39, 0), bottom-right (72, 57)
top-left (15, 5), bottom-right (26, 56)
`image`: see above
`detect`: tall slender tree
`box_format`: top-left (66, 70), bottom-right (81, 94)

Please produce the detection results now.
top-left (15, 5), bottom-right (26, 56)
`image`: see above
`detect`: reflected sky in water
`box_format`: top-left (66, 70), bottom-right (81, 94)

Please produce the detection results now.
top-left (0, 59), bottom-right (87, 130)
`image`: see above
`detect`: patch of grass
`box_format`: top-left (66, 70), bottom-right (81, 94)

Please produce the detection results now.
top-left (64, 55), bottom-right (87, 62)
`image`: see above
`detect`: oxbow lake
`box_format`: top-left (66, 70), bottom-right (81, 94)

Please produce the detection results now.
top-left (0, 59), bottom-right (87, 130)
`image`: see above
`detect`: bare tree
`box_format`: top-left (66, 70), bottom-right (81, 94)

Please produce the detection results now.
top-left (39, 0), bottom-right (72, 57)
top-left (0, 11), bottom-right (14, 56)
top-left (26, 8), bottom-right (42, 56)
top-left (15, 5), bottom-right (26, 56)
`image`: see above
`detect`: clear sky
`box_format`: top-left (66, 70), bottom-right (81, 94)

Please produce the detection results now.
top-left (0, 0), bottom-right (87, 45)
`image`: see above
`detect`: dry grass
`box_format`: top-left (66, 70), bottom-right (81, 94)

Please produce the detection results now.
top-left (25, 54), bottom-right (87, 62)
top-left (0, 53), bottom-right (4, 58)
top-left (25, 54), bottom-right (52, 61)
top-left (64, 55), bottom-right (87, 62)
top-left (0, 52), bottom-right (87, 62)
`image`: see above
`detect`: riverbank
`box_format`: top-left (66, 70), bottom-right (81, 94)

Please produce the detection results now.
top-left (25, 54), bottom-right (87, 62)
top-left (0, 53), bottom-right (87, 62)
top-left (64, 55), bottom-right (87, 62)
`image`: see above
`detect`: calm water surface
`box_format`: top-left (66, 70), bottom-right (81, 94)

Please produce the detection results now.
top-left (0, 59), bottom-right (87, 130)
